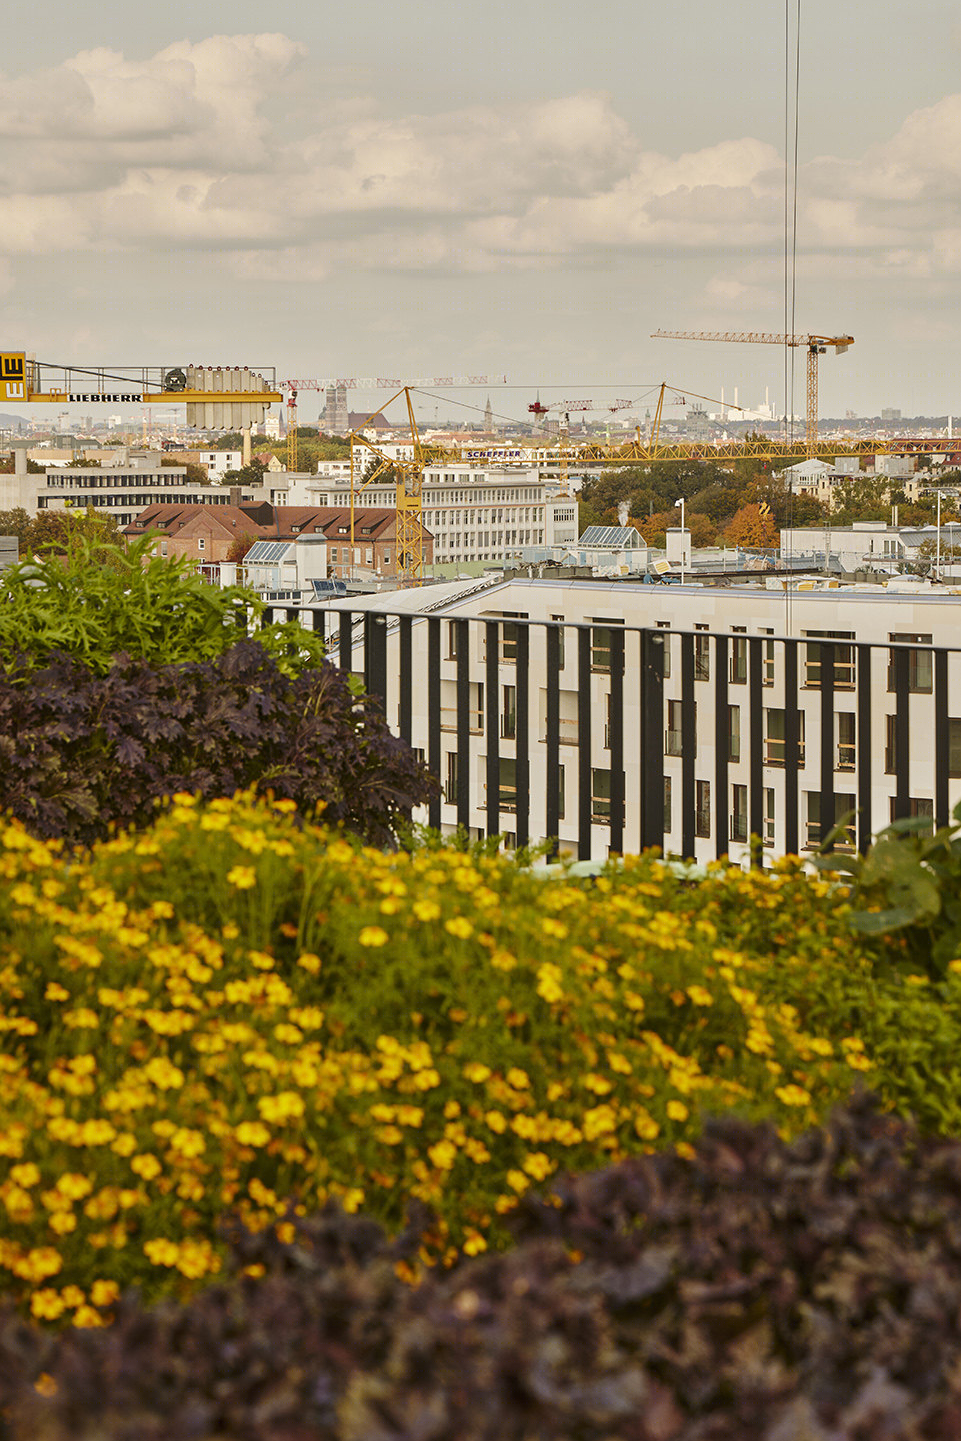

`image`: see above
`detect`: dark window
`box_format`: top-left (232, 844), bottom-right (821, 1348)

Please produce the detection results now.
top-left (694, 626), bottom-right (710, 681)
top-left (728, 705), bottom-right (741, 763)
top-left (805, 791), bottom-right (855, 848)
top-left (591, 768), bottom-right (611, 822)
top-left (764, 708), bottom-right (805, 766)
top-left (837, 712), bottom-right (856, 771)
top-left (695, 780), bottom-right (711, 838)
top-left (887, 634), bottom-right (933, 694)
top-left (730, 783), bottom-right (748, 843)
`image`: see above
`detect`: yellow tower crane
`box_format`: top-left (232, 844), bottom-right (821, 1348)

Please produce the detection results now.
top-left (652, 330), bottom-right (854, 458)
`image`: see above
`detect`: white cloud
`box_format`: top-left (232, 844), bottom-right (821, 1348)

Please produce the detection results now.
top-left (0, 29), bottom-right (961, 312)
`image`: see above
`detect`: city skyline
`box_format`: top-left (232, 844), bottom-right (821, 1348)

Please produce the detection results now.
top-left (2, 1), bottom-right (961, 421)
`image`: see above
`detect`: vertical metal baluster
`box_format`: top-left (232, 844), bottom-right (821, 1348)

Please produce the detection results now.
top-left (545, 624), bottom-right (561, 860)
top-left (608, 628), bottom-right (624, 856)
top-left (515, 624), bottom-right (530, 849)
top-left (578, 626), bottom-right (592, 862)
top-left (486, 621), bottom-right (499, 839)
top-left (398, 616), bottom-right (412, 744)
top-left (820, 641), bottom-right (836, 850)
top-left (749, 638), bottom-right (763, 865)
top-left (639, 630), bottom-right (665, 853)
top-left (681, 633), bottom-right (695, 860)
top-left (784, 640), bottom-right (799, 856)
top-left (427, 618), bottom-right (441, 830)
top-left (338, 611), bottom-right (352, 673)
top-left (893, 645), bottom-right (910, 821)
top-left (364, 612), bottom-right (387, 708)
top-left (857, 644), bottom-right (872, 854)
top-left (456, 619), bottom-right (471, 833)
top-left (714, 634), bottom-right (729, 861)
top-left (935, 648), bottom-right (948, 830)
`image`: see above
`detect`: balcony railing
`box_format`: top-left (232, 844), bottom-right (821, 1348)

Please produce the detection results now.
top-left (259, 604), bottom-right (955, 865)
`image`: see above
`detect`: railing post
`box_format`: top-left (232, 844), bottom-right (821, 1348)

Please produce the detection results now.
top-left (936, 648), bottom-right (949, 831)
top-left (856, 643), bottom-right (872, 854)
top-left (363, 612), bottom-right (388, 709)
top-left (748, 638), bottom-right (763, 866)
top-left (639, 629), bottom-right (664, 853)
top-left (784, 639), bottom-right (799, 855)
top-left (714, 634), bottom-right (729, 860)
top-left (577, 626), bottom-right (593, 861)
top-left (892, 644), bottom-right (910, 822)
top-left (427, 617), bottom-right (441, 830)
top-left (680, 633), bottom-right (695, 860)
top-left (455, 619), bottom-right (471, 833)
top-left (545, 624), bottom-right (561, 859)
top-left (608, 627), bottom-right (625, 856)
top-left (819, 640), bottom-right (836, 850)
top-left (515, 623), bottom-right (530, 850)
top-left (485, 621), bottom-right (500, 839)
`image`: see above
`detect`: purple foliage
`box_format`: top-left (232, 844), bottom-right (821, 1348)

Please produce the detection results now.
top-left (0, 641), bottom-right (433, 847)
top-left (9, 1098), bottom-right (961, 1439)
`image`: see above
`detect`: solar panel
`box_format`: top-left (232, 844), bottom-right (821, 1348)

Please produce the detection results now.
top-left (579, 526), bottom-right (641, 547)
top-left (245, 541), bottom-right (291, 562)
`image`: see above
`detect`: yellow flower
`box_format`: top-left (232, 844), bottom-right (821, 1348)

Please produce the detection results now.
top-left (666, 1100), bottom-right (689, 1123)
top-left (258, 1091), bottom-right (306, 1123)
top-left (634, 1110), bottom-right (660, 1141)
top-left (506, 1169), bottom-right (530, 1194)
top-left (522, 1152), bottom-right (555, 1181)
top-left (463, 1062), bottom-right (491, 1084)
top-left (358, 926), bottom-right (389, 948)
top-left (44, 983), bottom-right (70, 1002)
top-left (444, 917), bottom-right (473, 940)
top-left (31, 1289), bottom-right (65, 1321)
top-left (235, 1121), bottom-right (271, 1148)
top-left (226, 865), bottom-right (257, 890)
top-left (774, 1084), bottom-right (811, 1107)
top-left (506, 1068), bottom-right (530, 1090)
top-left (90, 1279), bottom-right (120, 1307)
top-left (428, 1140), bottom-right (457, 1171)
top-left (413, 899), bottom-right (441, 922)
top-left (130, 1154), bottom-right (162, 1180)
top-left (686, 985), bottom-right (714, 1006)
top-left (144, 1238), bottom-right (180, 1267)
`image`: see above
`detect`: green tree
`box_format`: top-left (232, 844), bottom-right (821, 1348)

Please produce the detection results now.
top-left (0, 508), bottom-right (34, 552)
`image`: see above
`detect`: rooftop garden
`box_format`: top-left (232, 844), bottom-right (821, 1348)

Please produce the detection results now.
top-left (1, 539), bottom-right (960, 1437)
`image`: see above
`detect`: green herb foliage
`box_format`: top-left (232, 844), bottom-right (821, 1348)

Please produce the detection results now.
top-left (0, 534), bottom-right (325, 676)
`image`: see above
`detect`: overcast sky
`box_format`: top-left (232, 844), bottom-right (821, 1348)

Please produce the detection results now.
top-left (2, 0), bottom-right (961, 425)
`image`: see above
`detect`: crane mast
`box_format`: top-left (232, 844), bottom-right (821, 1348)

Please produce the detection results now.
top-left (652, 330), bottom-right (854, 458)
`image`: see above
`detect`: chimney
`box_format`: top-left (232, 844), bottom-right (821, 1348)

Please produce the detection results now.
top-left (14, 447), bottom-right (26, 476)
top-left (229, 486), bottom-right (242, 506)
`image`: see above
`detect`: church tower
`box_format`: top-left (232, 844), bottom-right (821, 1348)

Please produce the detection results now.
top-left (484, 396), bottom-right (494, 434)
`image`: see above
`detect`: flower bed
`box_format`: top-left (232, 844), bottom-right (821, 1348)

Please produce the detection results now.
top-left (0, 791), bottom-right (894, 1323)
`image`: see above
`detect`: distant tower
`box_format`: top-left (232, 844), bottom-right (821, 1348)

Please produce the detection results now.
top-left (324, 384), bottom-right (349, 435)
top-left (484, 395), bottom-right (494, 434)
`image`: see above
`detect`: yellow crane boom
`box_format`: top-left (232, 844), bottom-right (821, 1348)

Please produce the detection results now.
top-left (652, 329), bottom-right (854, 458)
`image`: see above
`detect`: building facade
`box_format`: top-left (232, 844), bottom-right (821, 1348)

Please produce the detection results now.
top-left (274, 463), bottom-right (576, 568)
top-left (305, 577), bottom-right (961, 865)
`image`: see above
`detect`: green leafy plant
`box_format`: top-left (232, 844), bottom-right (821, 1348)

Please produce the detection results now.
top-left (0, 533), bottom-right (326, 676)
top-left (812, 807), bottom-right (961, 978)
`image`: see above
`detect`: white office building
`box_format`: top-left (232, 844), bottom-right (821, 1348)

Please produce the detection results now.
top-left (316, 577), bottom-right (961, 866)
top-left (271, 463), bottom-right (576, 568)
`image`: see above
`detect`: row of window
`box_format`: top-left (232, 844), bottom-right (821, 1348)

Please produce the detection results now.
top-left (440, 762), bottom-right (936, 849)
top-left (456, 619), bottom-right (938, 695)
